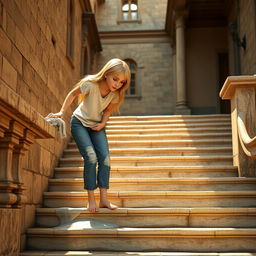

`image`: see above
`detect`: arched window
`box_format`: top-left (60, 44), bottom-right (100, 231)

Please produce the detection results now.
top-left (121, 0), bottom-right (138, 21)
top-left (124, 59), bottom-right (138, 96)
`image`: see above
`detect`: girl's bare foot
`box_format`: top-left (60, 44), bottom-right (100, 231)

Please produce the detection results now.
top-left (87, 190), bottom-right (99, 213)
top-left (99, 188), bottom-right (118, 210)
top-left (99, 200), bottom-right (118, 210)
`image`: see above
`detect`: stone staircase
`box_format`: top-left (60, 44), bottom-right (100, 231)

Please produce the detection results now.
top-left (21, 114), bottom-right (256, 256)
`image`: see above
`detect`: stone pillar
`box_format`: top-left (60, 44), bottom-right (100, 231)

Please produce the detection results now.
top-left (174, 10), bottom-right (191, 114)
top-left (0, 118), bottom-right (35, 256)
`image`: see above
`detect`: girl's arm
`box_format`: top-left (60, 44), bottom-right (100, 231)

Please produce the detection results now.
top-left (48, 86), bottom-right (81, 118)
top-left (91, 103), bottom-right (116, 131)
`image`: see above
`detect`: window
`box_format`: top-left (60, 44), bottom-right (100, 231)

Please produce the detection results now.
top-left (66, 0), bottom-right (75, 63)
top-left (125, 59), bottom-right (138, 96)
top-left (119, 0), bottom-right (140, 23)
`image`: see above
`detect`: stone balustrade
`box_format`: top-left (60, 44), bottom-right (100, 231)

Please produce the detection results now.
top-left (0, 82), bottom-right (56, 256)
top-left (220, 75), bottom-right (256, 177)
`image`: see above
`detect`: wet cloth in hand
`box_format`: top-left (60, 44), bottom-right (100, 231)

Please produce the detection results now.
top-left (45, 113), bottom-right (67, 138)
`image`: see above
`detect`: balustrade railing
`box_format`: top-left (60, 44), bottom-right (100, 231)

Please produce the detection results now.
top-left (220, 75), bottom-right (256, 177)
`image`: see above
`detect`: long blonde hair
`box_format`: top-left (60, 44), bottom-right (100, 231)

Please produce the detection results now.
top-left (75, 58), bottom-right (131, 113)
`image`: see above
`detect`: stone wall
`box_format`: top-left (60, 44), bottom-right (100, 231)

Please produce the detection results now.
top-left (96, 0), bottom-right (168, 31)
top-left (95, 0), bottom-right (173, 115)
top-left (0, 0), bottom-right (88, 253)
top-left (95, 42), bottom-right (174, 115)
top-left (239, 0), bottom-right (256, 74)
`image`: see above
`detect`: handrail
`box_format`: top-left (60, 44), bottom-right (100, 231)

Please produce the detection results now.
top-left (237, 111), bottom-right (256, 158)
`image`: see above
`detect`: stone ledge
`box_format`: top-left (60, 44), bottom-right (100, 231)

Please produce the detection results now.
top-left (0, 80), bottom-right (56, 139)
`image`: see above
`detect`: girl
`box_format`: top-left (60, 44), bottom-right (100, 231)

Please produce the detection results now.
top-left (49, 58), bottom-right (131, 213)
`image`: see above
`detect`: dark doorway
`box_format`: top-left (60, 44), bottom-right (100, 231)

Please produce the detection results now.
top-left (218, 52), bottom-right (230, 113)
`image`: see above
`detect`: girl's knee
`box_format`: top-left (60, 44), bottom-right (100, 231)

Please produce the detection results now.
top-left (83, 146), bottom-right (97, 164)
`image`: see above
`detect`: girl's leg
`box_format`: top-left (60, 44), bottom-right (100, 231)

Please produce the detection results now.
top-left (70, 116), bottom-right (99, 212)
top-left (90, 128), bottom-right (118, 210)
top-left (99, 188), bottom-right (118, 210)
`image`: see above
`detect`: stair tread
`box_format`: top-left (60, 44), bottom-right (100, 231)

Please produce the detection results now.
top-left (44, 190), bottom-right (256, 196)
top-left (49, 177), bottom-right (256, 183)
top-left (26, 227), bottom-right (256, 235)
top-left (36, 207), bottom-right (256, 214)
top-left (19, 251), bottom-right (256, 256)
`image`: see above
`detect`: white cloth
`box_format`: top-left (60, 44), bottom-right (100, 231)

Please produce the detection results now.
top-left (44, 113), bottom-right (67, 138)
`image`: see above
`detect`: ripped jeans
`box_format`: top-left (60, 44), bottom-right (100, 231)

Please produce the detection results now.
top-left (70, 115), bottom-right (110, 190)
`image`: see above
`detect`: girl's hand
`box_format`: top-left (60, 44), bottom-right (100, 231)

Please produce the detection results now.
top-left (91, 122), bottom-right (105, 131)
top-left (48, 111), bottom-right (64, 118)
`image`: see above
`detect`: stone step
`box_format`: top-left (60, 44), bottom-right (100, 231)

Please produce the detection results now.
top-left (103, 133), bottom-right (232, 141)
top-left (26, 227), bottom-right (256, 251)
top-left (105, 122), bottom-right (231, 130)
top-left (108, 114), bottom-right (230, 121)
top-left (63, 147), bottom-right (232, 157)
top-left (43, 190), bottom-right (256, 208)
top-left (54, 166), bottom-right (238, 178)
top-left (59, 156), bottom-right (233, 167)
top-left (106, 117), bottom-right (231, 126)
top-left (35, 207), bottom-right (256, 228)
top-left (19, 251), bottom-right (256, 256)
top-left (105, 127), bottom-right (231, 135)
top-left (68, 139), bottom-right (232, 149)
top-left (48, 177), bottom-right (256, 192)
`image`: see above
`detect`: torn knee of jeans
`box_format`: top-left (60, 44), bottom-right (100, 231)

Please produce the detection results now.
top-left (86, 146), bottom-right (97, 164)
top-left (103, 156), bottom-right (110, 166)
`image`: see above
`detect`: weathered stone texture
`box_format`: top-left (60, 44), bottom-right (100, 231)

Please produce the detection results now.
top-left (96, 42), bottom-right (174, 115)
top-left (96, 0), bottom-right (168, 31)
top-left (239, 0), bottom-right (256, 74)
top-left (0, 0), bottom-right (86, 253)
top-left (0, 209), bottom-right (21, 256)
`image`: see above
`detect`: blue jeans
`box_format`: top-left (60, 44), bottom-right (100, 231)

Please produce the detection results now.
top-left (70, 115), bottom-right (110, 190)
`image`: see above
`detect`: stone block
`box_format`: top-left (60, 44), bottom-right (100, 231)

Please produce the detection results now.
top-left (23, 204), bottom-right (36, 232)
top-left (32, 173), bottom-right (43, 204)
top-left (15, 26), bottom-right (31, 62)
top-left (16, 77), bottom-right (31, 103)
top-left (40, 148), bottom-right (51, 176)
top-left (22, 59), bottom-right (35, 86)
top-left (6, 12), bottom-right (15, 42)
top-left (11, 45), bottom-right (22, 74)
top-left (2, 56), bottom-right (17, 91)
top-left (0, 51), bottom-right (2, 76)
top-left (27, 143), bottom-right (41, 173)
top-left (21, 169), bottom-right (33, 204)
top-left (0, 27), bottom-right (11, 58)
top-left (0, 208), bottom-right (21, 256)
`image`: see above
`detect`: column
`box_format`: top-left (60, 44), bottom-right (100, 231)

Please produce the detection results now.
top-left (175, 10), bottom-right (191, 114)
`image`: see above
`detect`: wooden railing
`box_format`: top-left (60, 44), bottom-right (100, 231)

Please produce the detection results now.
top-left (220, 75), bottom-right (256, 177)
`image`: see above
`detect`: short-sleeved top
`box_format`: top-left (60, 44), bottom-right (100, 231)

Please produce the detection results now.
top-left (73, 81), bottom-right (119, 127)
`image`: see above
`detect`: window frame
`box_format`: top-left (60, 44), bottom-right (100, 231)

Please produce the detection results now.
top-left (118, 0), bottom-right (141, 24)
top-left (124, 59), bottom-right (140, 98)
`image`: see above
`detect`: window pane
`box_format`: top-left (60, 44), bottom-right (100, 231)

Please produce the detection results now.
top-left (131, 3), bottom-right (137, 11)
top-left (130, 63), bottom-right (136, 70)
top-left (131, 73), bottom-right (136, 80)
top-left (131, 11), bottom-right (138, 20)
top-left (123, 12), bottom-right (129, 20)
top-left (122, 3), bottom-right (129, 11)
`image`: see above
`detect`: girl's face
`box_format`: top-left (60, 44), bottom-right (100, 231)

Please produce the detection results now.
top-left (105, 73), bottom-right (126, 92)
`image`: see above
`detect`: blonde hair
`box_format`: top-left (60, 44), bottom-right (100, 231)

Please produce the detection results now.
top-left (75, 58), bottom-right (131, 113)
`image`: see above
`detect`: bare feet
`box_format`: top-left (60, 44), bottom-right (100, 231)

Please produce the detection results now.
top-left (87, 190), bottom-right (99, 213)
top-left (87, 200), bottom-right (99, 213)
top-left (99, 200), bottom-right (118, 210)
top-left (99, 188), bottom-right (118, 210)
